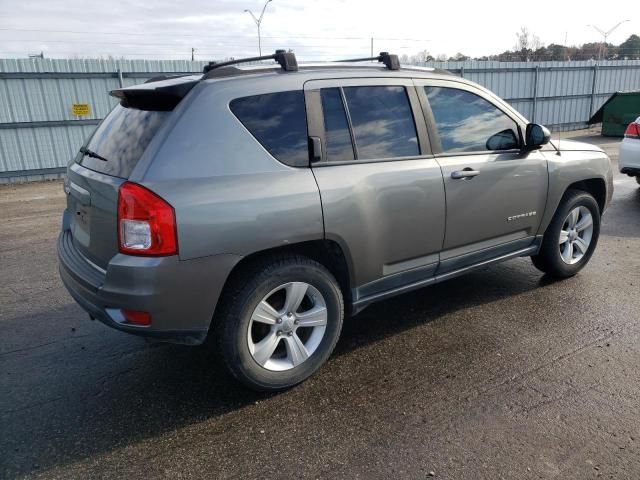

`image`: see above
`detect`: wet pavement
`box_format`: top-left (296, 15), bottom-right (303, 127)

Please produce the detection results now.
top-left (1, 132), bottom-right (639, 479)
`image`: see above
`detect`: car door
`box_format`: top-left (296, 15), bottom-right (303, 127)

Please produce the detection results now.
top-left (304, 78), bottom-right (446, 302)
top-left (414, 79), bottom-right (548, 273)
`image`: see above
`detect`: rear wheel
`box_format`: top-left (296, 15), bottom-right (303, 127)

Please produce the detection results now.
top-left (531, 190), bottom-right (600, 278)
top-left (215, 256), bottom-right (343, 391)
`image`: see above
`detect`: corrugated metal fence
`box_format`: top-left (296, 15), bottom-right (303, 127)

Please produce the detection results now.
top-left (0, 59), bottom-right (206, 182)
top-left (1, 58), bottom-right (640, 182)
top-left (421, 59), bottom-right (640, 131)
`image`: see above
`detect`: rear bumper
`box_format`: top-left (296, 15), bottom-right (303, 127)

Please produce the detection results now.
top-left (619, 139), bottom-right (640, 173)
top-left (620, 167), bottom-right (640, 177)
top-left (58, 227), bottom-right (240, 345)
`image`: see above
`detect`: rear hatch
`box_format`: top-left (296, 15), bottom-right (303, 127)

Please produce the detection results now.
top-left (65, 76), bottom-right (198, 269)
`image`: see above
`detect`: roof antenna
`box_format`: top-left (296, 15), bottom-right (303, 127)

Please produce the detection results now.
top-left (556, 124), bottom-right (561, 156)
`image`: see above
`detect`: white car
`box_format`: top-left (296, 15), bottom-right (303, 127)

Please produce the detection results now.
top-left (620, 117), bottom-right (640, 185)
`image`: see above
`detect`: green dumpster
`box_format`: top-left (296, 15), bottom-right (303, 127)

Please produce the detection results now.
top-left (589, 90), bottom-right (640, 137)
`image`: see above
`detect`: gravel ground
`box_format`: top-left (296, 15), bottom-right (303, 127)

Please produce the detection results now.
top-left (1, 132), bottom-right (639, 479)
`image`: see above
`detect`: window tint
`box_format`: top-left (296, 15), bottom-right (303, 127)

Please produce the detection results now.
top-left (320, 88), bottom-right (355, 162)
top-left (80, 104), bottom-right (170, 178)
top-left (425, 87), bottom-right (519, 153)
top-left (230, 90), bottom-right (309, 166)
top-left (343, 86), bottom-right (419, 160)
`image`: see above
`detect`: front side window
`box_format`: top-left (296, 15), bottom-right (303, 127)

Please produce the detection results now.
top-left (343, 86), bottom-right (419, 160)
top-left (425, 86), bottom-right (520, 153)
top-left (230, 90), bottom-right (309, 166)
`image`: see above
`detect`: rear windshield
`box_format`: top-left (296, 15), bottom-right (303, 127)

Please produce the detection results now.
top-left (79, 104), bottom-right (170, 178)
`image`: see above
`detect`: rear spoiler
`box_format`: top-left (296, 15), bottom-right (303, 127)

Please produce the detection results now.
top-left (110, 76), bottom-right (199, 111)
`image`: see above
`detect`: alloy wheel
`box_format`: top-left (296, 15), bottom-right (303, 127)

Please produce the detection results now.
top-left (558, 206), bottom-right (594, 265)
top-left (247, 282), bottom-right (328, 371)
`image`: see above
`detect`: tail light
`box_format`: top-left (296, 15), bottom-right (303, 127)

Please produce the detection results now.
top-left (624, 122), bottom-right (640, 139)
top-left (117, 182), bottom-right (177, 256)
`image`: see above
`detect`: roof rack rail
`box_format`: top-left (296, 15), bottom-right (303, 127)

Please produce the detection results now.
top-left (203, 49), bottom-right (298, 74)
top-left (336, 51), bottom-right (400, 70)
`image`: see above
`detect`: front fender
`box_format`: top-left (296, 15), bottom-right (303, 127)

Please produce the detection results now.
top-left (539, 149), bottom-right (613, 234)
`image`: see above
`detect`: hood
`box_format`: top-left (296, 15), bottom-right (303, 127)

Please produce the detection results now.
top-left (549, 139), bottom-right (604, 153)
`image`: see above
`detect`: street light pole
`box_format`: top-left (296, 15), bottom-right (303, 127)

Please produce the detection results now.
top-left (244, 0), bottom-right (273, 57)
top-left (588, 20), bottom-right (630, 60)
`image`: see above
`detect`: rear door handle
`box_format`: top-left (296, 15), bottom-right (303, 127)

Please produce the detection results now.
top-left (451, 168), bottom-right (480, 180)
top-left (309, 136), bottom-right (322, 162)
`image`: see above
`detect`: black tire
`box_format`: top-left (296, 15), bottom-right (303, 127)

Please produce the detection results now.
top-left (636, 176), bottom-right (640, 186)
top-left (215, 255), bottom-right (344, 391)
top-left (531, 189), bottom-right (601, 278)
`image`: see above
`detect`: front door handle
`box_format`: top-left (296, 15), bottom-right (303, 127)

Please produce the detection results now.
top-left (451, 168), bottom-right (480, 180)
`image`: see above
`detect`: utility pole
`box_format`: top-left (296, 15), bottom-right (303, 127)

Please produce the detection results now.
top-left (191, 47), bottom-right (195, 61)
top-left (370, 37), bottom-right (373, 59)
top-left (588, 20), bottom-right (630, 60)
top-left (244, 0), bottom-right (273, 57)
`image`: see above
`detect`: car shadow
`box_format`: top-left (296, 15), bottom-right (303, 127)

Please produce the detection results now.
top-left (1, 259), bottom-right (556, 477)
top-left (335, 260), bottom-right (560, 356)
top-left (600, 183), bottom-right (640, 238)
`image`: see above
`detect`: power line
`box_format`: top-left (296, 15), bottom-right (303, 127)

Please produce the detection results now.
top-left (0, 27), bottom-right (429, 42)
top-left (0, 38), bottom-right (422, 49)
top-left (0, 50), bottom-right (363, 58)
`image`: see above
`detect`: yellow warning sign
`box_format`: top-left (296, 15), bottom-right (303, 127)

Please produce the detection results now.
top-left (71, 103), bottom-right (90, 116)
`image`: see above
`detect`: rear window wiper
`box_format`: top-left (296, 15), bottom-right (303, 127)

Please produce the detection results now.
top-left (80, 146), bottom-right (108, 162)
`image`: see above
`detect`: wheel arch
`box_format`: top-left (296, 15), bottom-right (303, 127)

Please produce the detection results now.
top-left (212, 239), bottom-right (355, 323)
top-left (539, 176), bottom-right (607, 235)
top-left (564, 178), bottom-right (607, 213)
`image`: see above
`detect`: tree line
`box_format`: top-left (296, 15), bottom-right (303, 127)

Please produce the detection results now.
top-left (402, 28), bottom-right (640, 63)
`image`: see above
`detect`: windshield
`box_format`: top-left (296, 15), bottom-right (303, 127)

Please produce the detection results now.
top-left (79, 104), bottom-right (170, 178)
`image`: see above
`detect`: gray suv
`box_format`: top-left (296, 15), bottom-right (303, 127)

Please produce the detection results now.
top-left (58, 51), bottom-right (613, 390)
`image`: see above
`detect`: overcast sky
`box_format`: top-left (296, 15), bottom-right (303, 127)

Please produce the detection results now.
top-left (0, 0), bottom-right (636, 61)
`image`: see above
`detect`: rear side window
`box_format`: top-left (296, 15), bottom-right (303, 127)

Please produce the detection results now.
top-left (343, 86), bottom-right (419, 160)
top-left (230, 90), bottom-right (309, 166)
top-left (80, 104), bottom-right (170, 178)
top-left (320, 88), bottom-right (355, 162)
top-left (425, 86), bottom-right (519, 153)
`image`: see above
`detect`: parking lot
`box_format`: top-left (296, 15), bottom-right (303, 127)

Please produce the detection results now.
top-left (1, 132), bottom-right (639, 479)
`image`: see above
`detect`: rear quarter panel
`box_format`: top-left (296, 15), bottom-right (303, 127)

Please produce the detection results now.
top-left (137, 76), bottom-right (324, 261)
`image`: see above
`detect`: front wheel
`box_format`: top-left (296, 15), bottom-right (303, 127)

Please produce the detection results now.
top-left (215, 255), bottom-right (344, 391)
top-left (531, 190), bottom-right (601, 278)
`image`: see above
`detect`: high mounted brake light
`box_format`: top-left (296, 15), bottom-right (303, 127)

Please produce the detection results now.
top-left (117, 182), bottom-right (177, 256)
top-left (109, 78), bottom-right (198, 111)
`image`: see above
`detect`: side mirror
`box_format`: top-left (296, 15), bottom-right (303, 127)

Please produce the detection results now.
top-left (524, 123), bottom-right (551, 150)
top-left (486, 129), bottom-right (519, 151)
